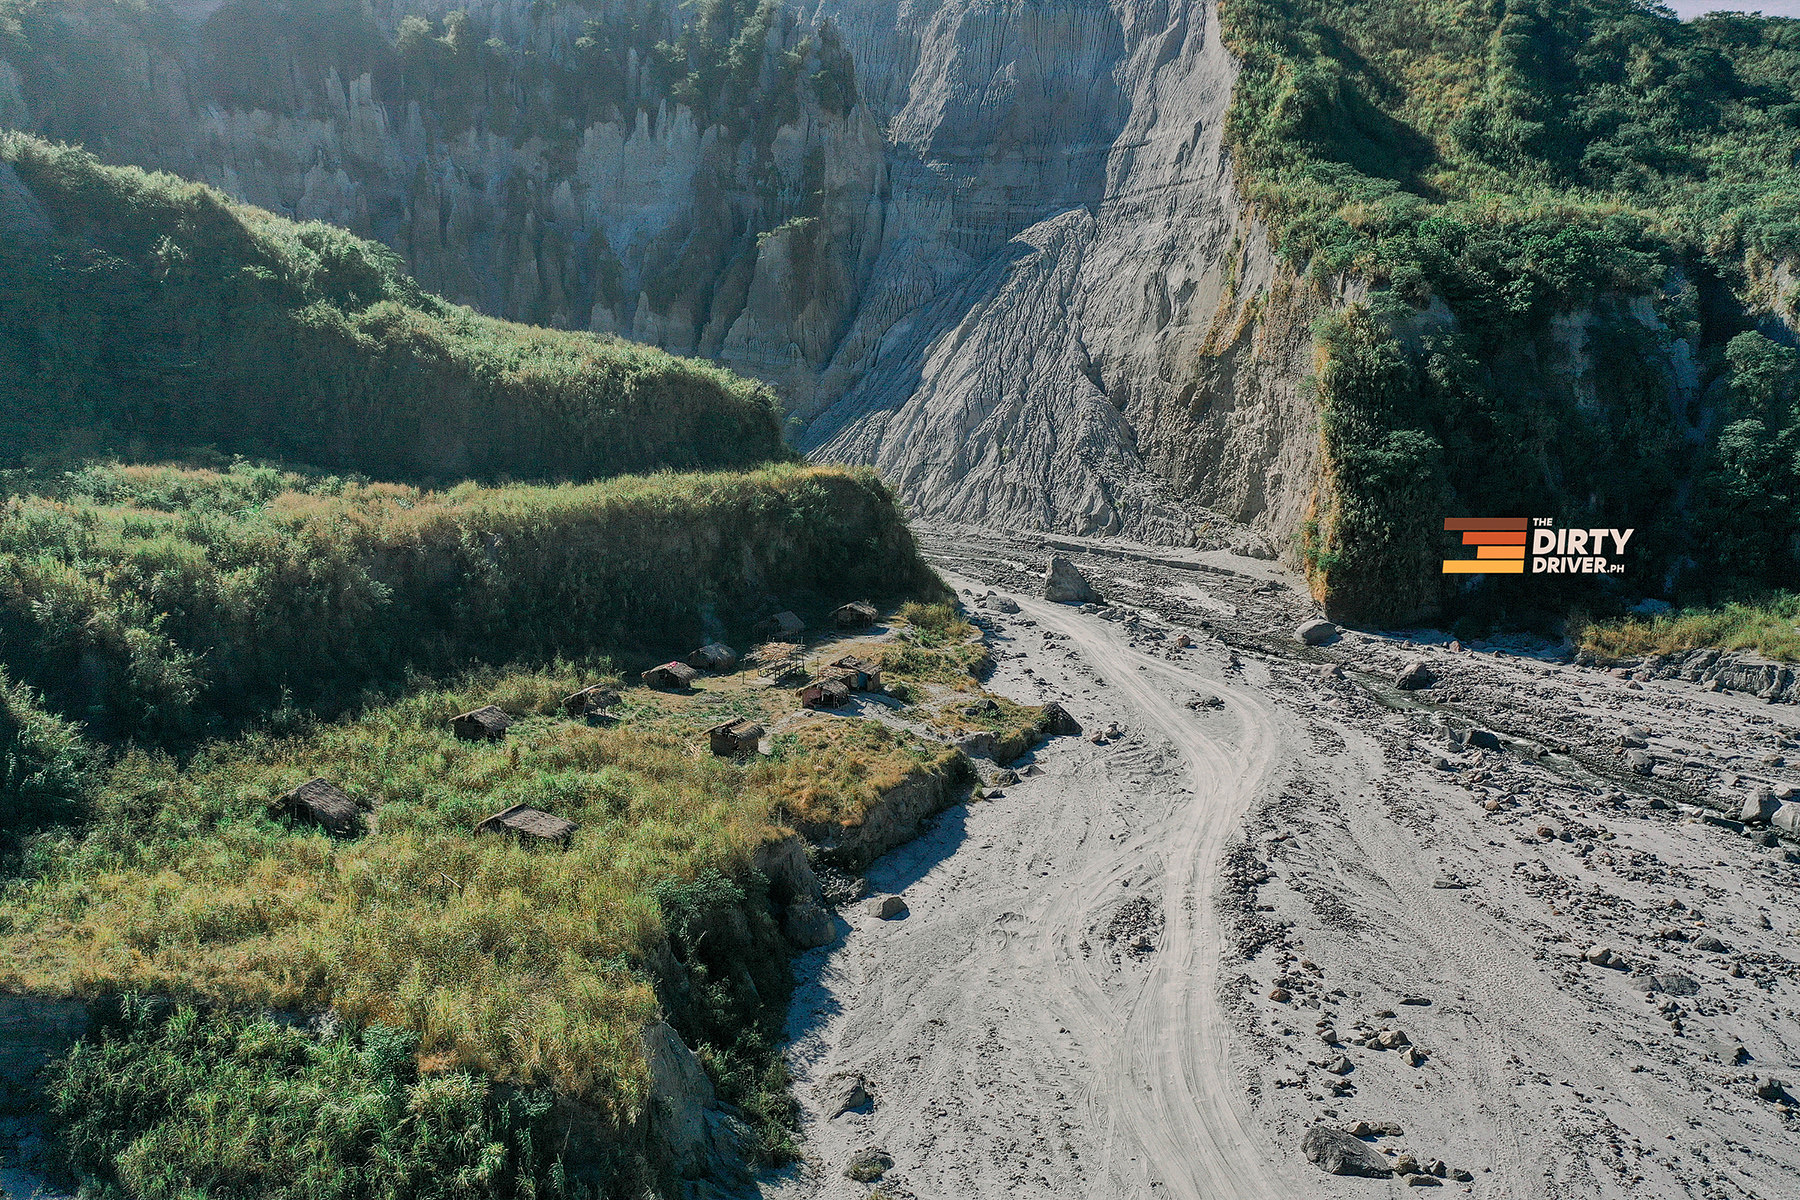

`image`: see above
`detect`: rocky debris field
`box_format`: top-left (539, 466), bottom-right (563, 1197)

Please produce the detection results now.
top-left (763, 523), bottom-right (1800, 1200)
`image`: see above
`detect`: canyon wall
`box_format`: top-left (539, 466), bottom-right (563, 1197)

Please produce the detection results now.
top-left (0, 0), bottom-right (1321, 552)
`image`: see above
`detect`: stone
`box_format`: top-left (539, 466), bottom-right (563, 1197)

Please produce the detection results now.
top-left (1654, 973), bottom-right (1699, 996)
top-left (1625, 749), bottom-right (1655, 776)
top-left (844, 1146), bottom-right (893, 1183)
top-left (1044, 555), bottom-right (1098, 604)
top-left (1466, 729), bottom-right (1502, 751)
top-left (784, 901), bottom-right (836, 949)
top-left (1771, 802), bottom-right (1800, 837)
top-left (1406, 1175), bottom-right (1443, 1188)
top-left (1757, 1077), bottom-right (1789, 1102)
top-left (1742, 790), bottom-right (1781, 825)
top-left (1300, 1125), bottom-right (1393, 1177)
top-left (989, 594), bottom-right (1020, 614)
top-left (1040, 701), bottom-right (1083, 736)
top-left (822, 1073), bottom-right (871, 1117)
top-left (1373, 1030), bottom-right (1411, 1049)
top-left (1585, 946), bottom-right (1615, 966)
top-left (1269, 986), bottom-right (1292, 1003)
top-left (1400, 1045), bottom-right (1427, 1067)
top-left (1319, 663), bottom-right (1345, 681)
top-left (1296, 619), bottom-right (1339, 646)
top-left (1319, 1027), bottom-right (1340, 1044)
top-left (865, 894), bottom-right (908, 919)
top-left (1395, 661), bottom-right (1435, 690)
top-left (1394, 1154), bottom-right (1421, 1174)
top-left (1325, 1055), bottom-right (1354, 1075)
top-left (1400, 996), bottom-right (1432, 1006)
top-left (1695, 934), bottom-right (1727, 953)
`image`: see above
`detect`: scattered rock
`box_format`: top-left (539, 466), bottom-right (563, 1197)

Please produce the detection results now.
top-left (1044, 555), bottom-right (1099, 604)
top-left (1466, 729), bottom-right (1502, 751)
top-left (1400, 996), bottom-right (1432, 1006)
top-left (1756, 1077), bottom-right (1790, 1102)
top-left (1395, 661), bottom-right (1436, 690)
top-left (1319, 663), bottom-right (1345, 681)
top-left (1406, 1175), bottom-right (1443, 1188)
top-left (1625, 749), bottom-right (1655, 776)
top-left (865, 895), bottom-right (908, 920)
top-left (821, 1073), bottom-right (871, 1118)
top-left (1348, 1120), bottom-right (1404, 1138)
top-left (1741, 790), bottom-right (1780, 825)
top-left (1695, 934), bottom-right (1727, 953)
top-left (1297, 619), bottom-right (1340, 646)
top-left (1654, 973), bottom-right (1699, 996)
top-left (844, 1146), bottom-right (894, 1183)
top-left (1301, 1125), bottom-right (1393, 1178)
top-left (1269, 987), bottom-right (1292, 1003)
top-left (1772, 802), bottom-right (1800, 837)
top-left (1041, 701), bottom-right (1083, 736)
top-left (1432, 878), bottom-right (1469, 889)
top-left (1400, 1045), bottom-right (1427, 1067)
top-left (1325, 1055), bottom-right (1354, 1075)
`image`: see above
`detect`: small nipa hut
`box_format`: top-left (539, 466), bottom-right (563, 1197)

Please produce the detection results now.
top-left (687, 642), bottom-right (738, 672)
top-left (642, 661), bottom-right (698, 690)
top-left (830, 655), bottom-right (882, 692)
top-left (561, 684), bottom-right (621, 718)
top-left (452, 705), bottom-right (512, 741)
top-left (707, 718), bottom-right (765, 756)
top-left (756, 611), bottom-right (806, 640)
top-left (271, 778), bottom-right (361, 836)
top-left (798, 675), bottom-right (852, 710)
top-left (832, 600), bottom-right (877, 630)
top-left (477, 803), bottom-right (578, 847)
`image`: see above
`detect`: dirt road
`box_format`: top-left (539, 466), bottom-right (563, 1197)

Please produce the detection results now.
top-left (768, 528), bottom-right (1800, 1199)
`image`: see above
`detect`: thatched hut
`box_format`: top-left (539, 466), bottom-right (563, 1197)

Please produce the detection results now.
top-left (832, 601), bottom-right (877, 630)
top-left (687, 642), bottom-right (739, 672)
top-left (756, 611), bottom-right (806, 640)
top-left (642, 661), bottom-right (698, 690)
top-left (271, 778), bottom-right (360, 836)
top-left (561, 684), bottom-right (621, 717)
top-left (707, 718), bottom-right (765, 756)
top-left (477, 804), bottom-right (578, 846)
top-left (798, 676), bottom-right (852, 709)
top-left (452, 705), bottom-right (512, 741)
top-left (830, 655), bottom-right (882, 692)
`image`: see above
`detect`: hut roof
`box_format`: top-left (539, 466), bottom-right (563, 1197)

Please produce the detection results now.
top-left (452, 705), bottom-right (512, 738)
top-left (562, 684), bottom-right (621, 716)
top-left (276, 777), bottom-right (360, 835)
top-left (832, 601), bottom-right (877, 628)
top-left (478, 804), bottom-right (578, 844)
top-left (832, 655), bottom-right (878, 674)
top-left (642, 661), bottom-right (698, 688)
top-left (687, 642), bottom-right (739, 671)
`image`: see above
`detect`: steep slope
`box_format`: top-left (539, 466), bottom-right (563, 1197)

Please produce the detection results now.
top-left (7, 0), bottom-right (1800, 619)
top-left (0, 132), bottom-right (785, 478)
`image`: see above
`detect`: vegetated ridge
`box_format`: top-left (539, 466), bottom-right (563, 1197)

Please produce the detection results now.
top-left (0, 132), bottom-right (786, 480)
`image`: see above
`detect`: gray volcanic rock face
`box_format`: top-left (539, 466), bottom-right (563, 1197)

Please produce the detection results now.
top-left (1, 0), bottom-right (1322, 546)
top-left (797, 0), bottom-right (1320, 545)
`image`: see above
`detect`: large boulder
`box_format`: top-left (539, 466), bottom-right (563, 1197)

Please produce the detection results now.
top-left (1395, 660), bottom-right (1435, 690)
top-left (1044, 555), bottom-right (1098, 604)
top-left (1301, 1125), bottom-right (1394, 1177)
top-left (1041, 701), bottom-right (1083, 736)
top-left (1295, 619), bottom-right (1339, 646)
top-left (1771, 802), bottom-right (1800, 837)
top-left (1741, 790), bottom-right (1780, 826)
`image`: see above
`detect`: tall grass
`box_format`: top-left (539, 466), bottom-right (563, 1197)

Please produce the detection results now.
top-left (1577, 594), bottom-right (1800, 663)
top-left (0, 461), bottom-right (940, 743)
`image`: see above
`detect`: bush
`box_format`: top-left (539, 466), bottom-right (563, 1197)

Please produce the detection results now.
top-left (0, 462), bottom-right (941, 743)
top-left (50, 999), bottom-right (574, 1200)
top-left (0, 667), bottom-right (94, 850)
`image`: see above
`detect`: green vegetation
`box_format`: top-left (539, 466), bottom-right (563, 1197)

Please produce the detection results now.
top-left (0, 133), bottom-right (784, 479)
top-left (51, 1001), bottom-right (569, 1200)
top-left (1577, 593), bottom-right (1800, 663)
top-left (0, 654), bottom-right (978, 1193)
top-left (1222, 0), bottom-right (1800, 620)
top-left (0, 460), bottom-right (936, 745)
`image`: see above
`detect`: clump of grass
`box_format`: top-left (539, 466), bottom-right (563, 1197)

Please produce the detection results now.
top-left (0, 460), bottom-right (938, 743)
top-left (748, 718), bottom-right (962, 832)
top-left (50, 999), bottom-right (579, 1200)
top-left (877, 603), bottom-right (990, 687)
top-left (1577, 595), bottom-right (1800, 664)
